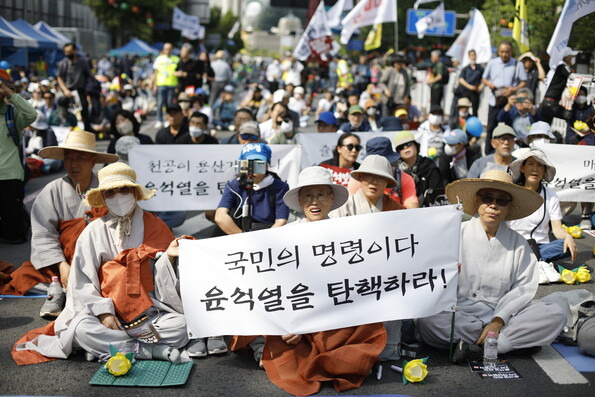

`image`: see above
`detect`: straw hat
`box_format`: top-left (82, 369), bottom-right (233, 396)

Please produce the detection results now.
top-left (39, 130), bottom-right (119, 164)
top-left (351, 155), bottom-right (397, 187)
top-left (509, 148), bottom-right (556, 183)
top-left (85, 162), bottom-right (155, 208)
top-left (445, 169), bottom-right (543, 220)
top-left (283, 166), bottom-right (349, 213)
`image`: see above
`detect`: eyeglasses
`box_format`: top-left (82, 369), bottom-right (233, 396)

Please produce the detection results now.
top-left (341, 143), bottom-right (363, 152)
top-left (178, 100), bottom-right (190, 103)
top-left (103, 186), bottom-right (134, 199)
top-left (240, 134), bottom-right (259, 141)
top-left (396, 141), bottom-right (415, 152)
top-left (477, 193), bottom-right (512, 207)
top-left (299, 192), bottom-right (332, 203)
top-left (495, 135), bottom-right (515, 142)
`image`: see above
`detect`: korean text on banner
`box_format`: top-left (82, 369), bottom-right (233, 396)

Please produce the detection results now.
top-left (293, 2), bottom-right (333, 61)
top-left (172, 7), bottom-right (200, 32)
top-left (179, 205), bottom-right (461, 337)
top-left (296, 131), bottom-right (403, 169)
top-left (536, 144), bottom-right (595, 202)
top-left (128, 145), bottom-right (301, 211)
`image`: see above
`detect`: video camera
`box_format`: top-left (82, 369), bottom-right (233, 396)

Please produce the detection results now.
top-left (237, 159), bottom-right (266, 189)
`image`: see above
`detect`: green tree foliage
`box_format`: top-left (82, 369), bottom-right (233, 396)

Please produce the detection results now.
top-left (204, 7), bottom-right (244, 54)
top-left (85, 0), bottom-right (183, 45)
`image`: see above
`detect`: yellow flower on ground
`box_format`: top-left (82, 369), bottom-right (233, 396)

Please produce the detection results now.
top-left (576, 267), bottom-right (591, 283)
top-left (402, 359), bottom-right (429, 383)
top-left (106, 352), bottom-right (132, 376)
top-left (561, 269), bottom-right (577, 285)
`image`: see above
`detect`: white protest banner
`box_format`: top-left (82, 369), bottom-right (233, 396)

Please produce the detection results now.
top-left (293, 2), bottom-right (333, 61)
top-left (445, 8), bottom-right (492, 67)
top-left (172, 7), bottom-right (200, 32)
top-left (179, 205), bottom-right (461, 336)
top-left (296, 131), bottom-right (405, 169)
top-left (128, 145), bottom-right (301, 211)
top-left (536, 143), bottom-right (595, 202)
top-left (547, 0), bottom-right (595, 69)
top-left (340, 0), bottom-right (397, 44)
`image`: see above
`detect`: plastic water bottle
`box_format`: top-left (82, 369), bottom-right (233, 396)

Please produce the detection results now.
top-left (47, 276), bottom-right (63, 299)
top-left (483, 331), bottom-right (498, 369)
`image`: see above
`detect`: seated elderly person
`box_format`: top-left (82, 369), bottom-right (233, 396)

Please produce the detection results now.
top-left (330, 155), bottom-right (402, 216)
top-left (231, 166), bottom-right (386, 396)
top-left (418, 170), bottom-right (566, 362)
top-left (0, 130), bottom-right (118, 320)
top-left (13, 163), bottom-right (189, 365)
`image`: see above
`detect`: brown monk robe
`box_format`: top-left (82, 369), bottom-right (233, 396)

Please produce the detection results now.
top-left (231, 324), bottom-right (386, 396)
top-left (0, 207), bottom-right (108, 295)
top-left (12, 211), bottom-right (175, 366)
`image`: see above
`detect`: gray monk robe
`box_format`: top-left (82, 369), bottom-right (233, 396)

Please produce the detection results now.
top-left (418, 217), bottom-right (566, 353)
top-left (14, 207), bottom-right (189, 363)
top-left (31, 174), bottom-right (99, 271)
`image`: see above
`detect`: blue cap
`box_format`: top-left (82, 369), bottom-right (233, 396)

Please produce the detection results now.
top-left (315, 111), bottom-right (337, 126)
top-left (366, 136), bottom-right (399, 163)
top-left (239, 143), bottom-right (272, 163)
top-left (443, 129), bottom-right (468, 145)
top-left (194, 87), bottom-right (206, 96)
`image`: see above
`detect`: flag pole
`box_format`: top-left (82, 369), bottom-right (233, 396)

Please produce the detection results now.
top-left (394, 0), bottom-right (399, 51)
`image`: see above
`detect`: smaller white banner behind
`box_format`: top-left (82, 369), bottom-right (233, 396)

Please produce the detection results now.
top-left (536, 144), bottom-right (595, 202)
top-left (179, 205), bottom-right (461, 337)
top-left (129, 144), bottom-right (301, 211)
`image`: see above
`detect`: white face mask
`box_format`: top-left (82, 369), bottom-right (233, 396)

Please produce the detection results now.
top-left (576, 95), bottom-right (587, 105)
top-left (459, 110), bottom-right (469, 117)
top-left (189, 126), bottom-right (205, 138)
top-left (280, 120), bottom-right (293, 134)
top-left (529, 138), bottom-right (549, 148)
top-left (429, 114), bottom-right (442, 125)
top-left (105, 193), bottom-right (136, 217)
top-left (444, 144), bottom-right (458, 156)
top-left (116, 120), bottom-right (134, 136)
top-left (366, 108), bottom-right (376, 116)
top-left (179, 102), bottom-right (191, 110)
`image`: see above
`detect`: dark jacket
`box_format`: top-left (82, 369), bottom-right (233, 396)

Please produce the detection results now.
top-left (338, 119), bottom-right (371, 133)
top-left (398, 155), bottom-right (442, 204)
top-left (438, 145), bottom-right (481, 186)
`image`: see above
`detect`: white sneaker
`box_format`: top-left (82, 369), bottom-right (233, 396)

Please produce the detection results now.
top-left (154, 120), bottom-right (163, 129)
top-left (538, 262), bottom-right (550, 284)
top-left (541, 261), bottom-right (562, 283)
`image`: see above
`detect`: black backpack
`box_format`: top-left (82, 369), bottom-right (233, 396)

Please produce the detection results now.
top-left (441, 63), bottom-right (450, 85)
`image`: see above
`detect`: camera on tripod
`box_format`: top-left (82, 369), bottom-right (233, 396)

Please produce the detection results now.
top-left (237, 159), bottom-right (266, 189)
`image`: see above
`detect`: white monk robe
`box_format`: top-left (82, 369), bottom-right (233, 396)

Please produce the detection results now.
top-left (16, 206), bottom-right (189, 360)
top-left (30, 174), bottom-right (99, 272)
top-left (418, 217), bottom-right (566, 353)
top-left (329, 190), bottom-right (383, 217)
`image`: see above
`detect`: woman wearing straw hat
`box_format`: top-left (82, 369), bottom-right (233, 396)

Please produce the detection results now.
top-left (231, 167), bottom-right (386, 396)
top-left (330, 155), bottom-right (401, 217)
top-left (418, 170), bottom-right (566, 362)
top-left (1, 130), bottom-right (118, 319)
top-left (13, 162), bottom-right (191, 365)
top-left (507, 149), bottom-right (577, 276)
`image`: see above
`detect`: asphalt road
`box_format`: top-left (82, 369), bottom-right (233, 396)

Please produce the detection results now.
top-left (1, 120), bottom-right (594, 396)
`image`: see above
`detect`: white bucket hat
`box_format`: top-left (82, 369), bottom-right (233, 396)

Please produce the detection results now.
top-left (283, 166), bottom-right (349, 213)
top-left (509, 148), bottom-right (557, 183)
top-left (350, 155), bottom-right (397, 187)
top-left (39, 130), bottom-right (119, 164)
top-left (525, 121), bottom-right (556, 144)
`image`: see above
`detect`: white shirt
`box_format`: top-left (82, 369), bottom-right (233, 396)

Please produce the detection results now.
top-left (507, 186), bottom-right (562, 244)
top-left (259, 119), bottom-right (278, 141)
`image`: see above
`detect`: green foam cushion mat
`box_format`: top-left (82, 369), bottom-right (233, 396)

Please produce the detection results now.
top-left (89, 360), bottom-right (193, 386)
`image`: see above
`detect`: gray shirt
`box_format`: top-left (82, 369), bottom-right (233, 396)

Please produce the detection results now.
top-left (466, 154), bottom-right (515, 179)
top-left (211, 59), bottom-right (233, 82)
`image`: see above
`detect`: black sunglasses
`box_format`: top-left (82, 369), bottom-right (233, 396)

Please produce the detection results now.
top-left (240, 134), bottom-right (259, 141)
top-left (396, 141), bottom-right (415, 152)
top-left (342, 143), bottom-right (363, 152)
top-left (477, 193), bottom-right (512, 207)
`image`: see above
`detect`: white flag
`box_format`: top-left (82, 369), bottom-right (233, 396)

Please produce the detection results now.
top-left (445, 8), bottom-right (492, 67)
top-left (227, 21), bottom-right (240, 39)
top-left (172, 7), bottom-right (200, 32)
top-left (294, 2), bottom-right (334, 61)
top-left (340, 0), bottom-right (397, 45)
top-left (327, 0), bottom-right (354, 28)
top-left (415, 2), bottom-right (446, 39)
top-left (182, 25), bottom-right (205, 40)
top-left (414, 0), bottom-right (440, 9)
top-left (547, 0), bottom-right (595, 68)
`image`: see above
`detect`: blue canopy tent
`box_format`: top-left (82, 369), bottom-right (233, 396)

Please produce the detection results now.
top-left (12, 19), bottom-right (58, 49)
top-left (109, 38), bottom-right (158, 57)
top-left (34, 21), bottom-right (70, 47)
top-left (0, 17), bottom-right (37, 48)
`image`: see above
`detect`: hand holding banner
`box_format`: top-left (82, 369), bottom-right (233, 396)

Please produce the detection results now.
top-left (179, 205), bottom-right (461, 337)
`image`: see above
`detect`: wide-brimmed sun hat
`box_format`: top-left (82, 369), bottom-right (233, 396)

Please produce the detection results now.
top-left (351, 155), bottom-right (397, 187)
top-left (39, 130), bottom-right (119, 163)
top-left (283, 166), bottom-right (349, 213)
top-left (509, 148), bottom-right (556, 183)
top-left (85, 162), bottom-right (155, 208)
top-left (445, 169), bottom-right (543, 220)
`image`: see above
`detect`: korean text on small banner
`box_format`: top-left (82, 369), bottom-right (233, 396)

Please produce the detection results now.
top-left (179, 205), bottom-right (461, 337)
top-left (536, 143), bottom-right (595, 202)
top-left (129, 144), bottom-right (301, 211)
